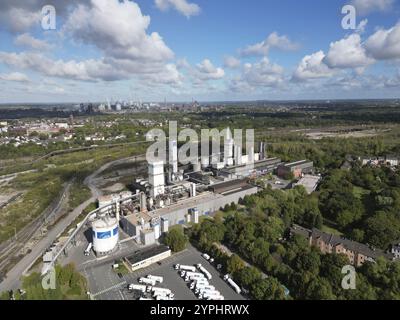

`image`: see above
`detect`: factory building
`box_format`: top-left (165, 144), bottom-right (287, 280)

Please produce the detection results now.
top-left (277, 160), bottom-right (314, 179)
top-left (120, 179), bottom-right (258, 246)
top-left (124, 245), bottom-right (172, 272)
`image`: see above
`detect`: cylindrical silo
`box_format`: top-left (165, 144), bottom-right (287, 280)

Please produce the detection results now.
top-left (92, 216), bottom-right (119, 255)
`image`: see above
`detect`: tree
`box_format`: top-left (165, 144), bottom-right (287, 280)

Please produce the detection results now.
top-left (293, 249), bottom-right (321, 275)
top-left (237, 267), bottom-right (262, 288)
top-left (304, 276), bottom-right (335, 300)
top-left (364, 211), bottom-right (400, 249)
top-left (198, 220), bottom-right (226, 247)
top-left (251, 277), bottom-right (286, 300)
top-left (164, 228), bottom-right (188, 252)
top-left (227, 254), bottom-right (246, 275)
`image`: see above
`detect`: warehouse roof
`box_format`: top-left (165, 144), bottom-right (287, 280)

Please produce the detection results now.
top-left (125, 245), bottom-right (171, 265)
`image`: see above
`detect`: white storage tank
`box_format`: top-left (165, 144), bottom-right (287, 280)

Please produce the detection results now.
top-left (92, 216), bottom-right (119, 255)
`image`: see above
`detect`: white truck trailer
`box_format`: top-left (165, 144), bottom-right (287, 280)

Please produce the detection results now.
top-left (147, 275), bottom-right (164, 284)
top-left (84, 242), bottom-right (92, 256)
top-left (139, 277), bottom-right (157, 286)
top-left (175, 264), bottom-right (196, 272)
top-left (226, 277), bottom-right (242, 294)
top-left (128, 284), bottom-right (146, 292)
top-left (190, 279), bottom-right (209, 290)
top-left (197, 264), bottom-right (212, 280)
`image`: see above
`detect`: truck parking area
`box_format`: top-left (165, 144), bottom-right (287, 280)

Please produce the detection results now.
top-left (85, 244), bottom-right (246, 300)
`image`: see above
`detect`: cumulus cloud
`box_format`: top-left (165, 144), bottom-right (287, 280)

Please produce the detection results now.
top-left (64, 0), bottom-right (174, 63)
top-left (293, 51), bottom-right (335, 81)
top-left (356, 19), bottom-right (368, 34)
top-left (229, 57), bottom-right (285, 92)
top-left (142, 64), bottom-right (183, 86)
top-left (0, 51), bottom-right (125, 81)
top-left (0, 72), bottom-right (29, 82)
top-left (194, 59), bottom-right (225, 81)
top-left (241, 58), bottom-right (284, 87)
top-left (155, 0), bottom-right (201, 18)
top-left (0, 0), bottom-right (182, 85)
top-left (223, 56), bottom-right (241, 69)
top-left (14, 33), bottom-right (52, 50)
top-left (350, 0), bottom-right (394, 15)
top-left (365, 24), bottom-right (400, 60)
top-left (241, 32), bottom-right (299, 57)
top-left (324, 34), bottom-right (374, 69)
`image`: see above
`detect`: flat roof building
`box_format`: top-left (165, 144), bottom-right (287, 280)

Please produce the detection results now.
top-left (124, 245), bottom-right (171, 272)
top-left (278, 160), bottom-right (313, 179)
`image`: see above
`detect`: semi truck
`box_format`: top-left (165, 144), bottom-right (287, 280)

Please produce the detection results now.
top-left (151, 287), bottom-right (172, 295)
top-left (128, 284), bottom-right (146, 293)
top-left (197, 264), bottom-right (212, 280)
top-left (84, 242), bottom-right (92, 256)
top-left (195, 285), bottom-right (215, 294)
top-left (190, 279), bottom-right (209, 290)
top-left (175, 264), bottom-right (196, 272)
top-left (185, 274), bottom-right (205, 282)
top-left (199, 290), bottom-right (221, 300)
top-left (139, 277), bottom-right (157, 286)
top-left (181, 271), bottom-right (204, 278)
top-left (224, 275), bottom-right (242, 294)
top-left (147, 275), bottom-right (164, 284)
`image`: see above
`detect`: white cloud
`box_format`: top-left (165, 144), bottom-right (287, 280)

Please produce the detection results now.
top-left (365, 24), bottom-right (400, 60)
top-left (293, 51), bottom-right (335, 81)
top-left (0, 0), bottom-right (182, 85)
top-left (356, 19), bottom-right (368, 34)
top-left (142, 64), bottom-right (183, 86)
top-left (350, 0), bottom-right (394, 15)
top-left (230, 57), bottom-right (285, 92)
top-left (0, 7), bottom-right (41, 33)
top-left (195, 59), bottom-right (225, 81)
top-left (0, 72), bottom-right (29, 82)
top-left (0, 52), bottom-right (124, 81)
top-left (64, 0), bottom-right (174, 63)
top-left (155, 0), bottom-right (201, 18)
top-left (223, 56), bottom-right (241, 69)
top-left (14, 33), bottom-right (52, 50)
top-left (241, 32), bottom-right (299, 57)
top-left (324, 34), bottom-right (374, 69)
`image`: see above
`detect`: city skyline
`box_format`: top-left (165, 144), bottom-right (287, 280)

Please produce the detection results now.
top-left (0, 0), bottom-right (400, 103)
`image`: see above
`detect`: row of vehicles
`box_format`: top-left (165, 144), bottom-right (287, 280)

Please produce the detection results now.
top-left (175, 263), bottom-right (224, 300)
top-left (128, 274), bottom-right (174, 300)
top-left (202, 252), bottom-right (242, 295)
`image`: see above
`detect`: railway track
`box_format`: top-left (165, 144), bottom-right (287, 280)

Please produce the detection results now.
top-left (0, 181), bottom-right (72, 276)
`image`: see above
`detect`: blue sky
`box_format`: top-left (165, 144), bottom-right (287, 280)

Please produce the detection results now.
top-left (0, 0), bottom-right (399, 103)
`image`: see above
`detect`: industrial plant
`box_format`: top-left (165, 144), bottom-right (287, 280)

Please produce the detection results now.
top-left (87, 135), bottom-right (287, 255)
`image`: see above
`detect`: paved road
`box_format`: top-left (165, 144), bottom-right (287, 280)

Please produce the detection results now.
top-left (0, 155), bottom-right (145, 293)
top-left (0, 180), bottom-right (72, 275)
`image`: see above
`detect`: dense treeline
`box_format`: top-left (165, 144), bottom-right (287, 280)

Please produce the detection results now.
top-left (319, 165), bottom-right (400, 249)
top-left (190, 187), bottom-right (400, 300)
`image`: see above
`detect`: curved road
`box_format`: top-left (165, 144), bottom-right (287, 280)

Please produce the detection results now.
top-left (0, 154), bottom-right (145, 293)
